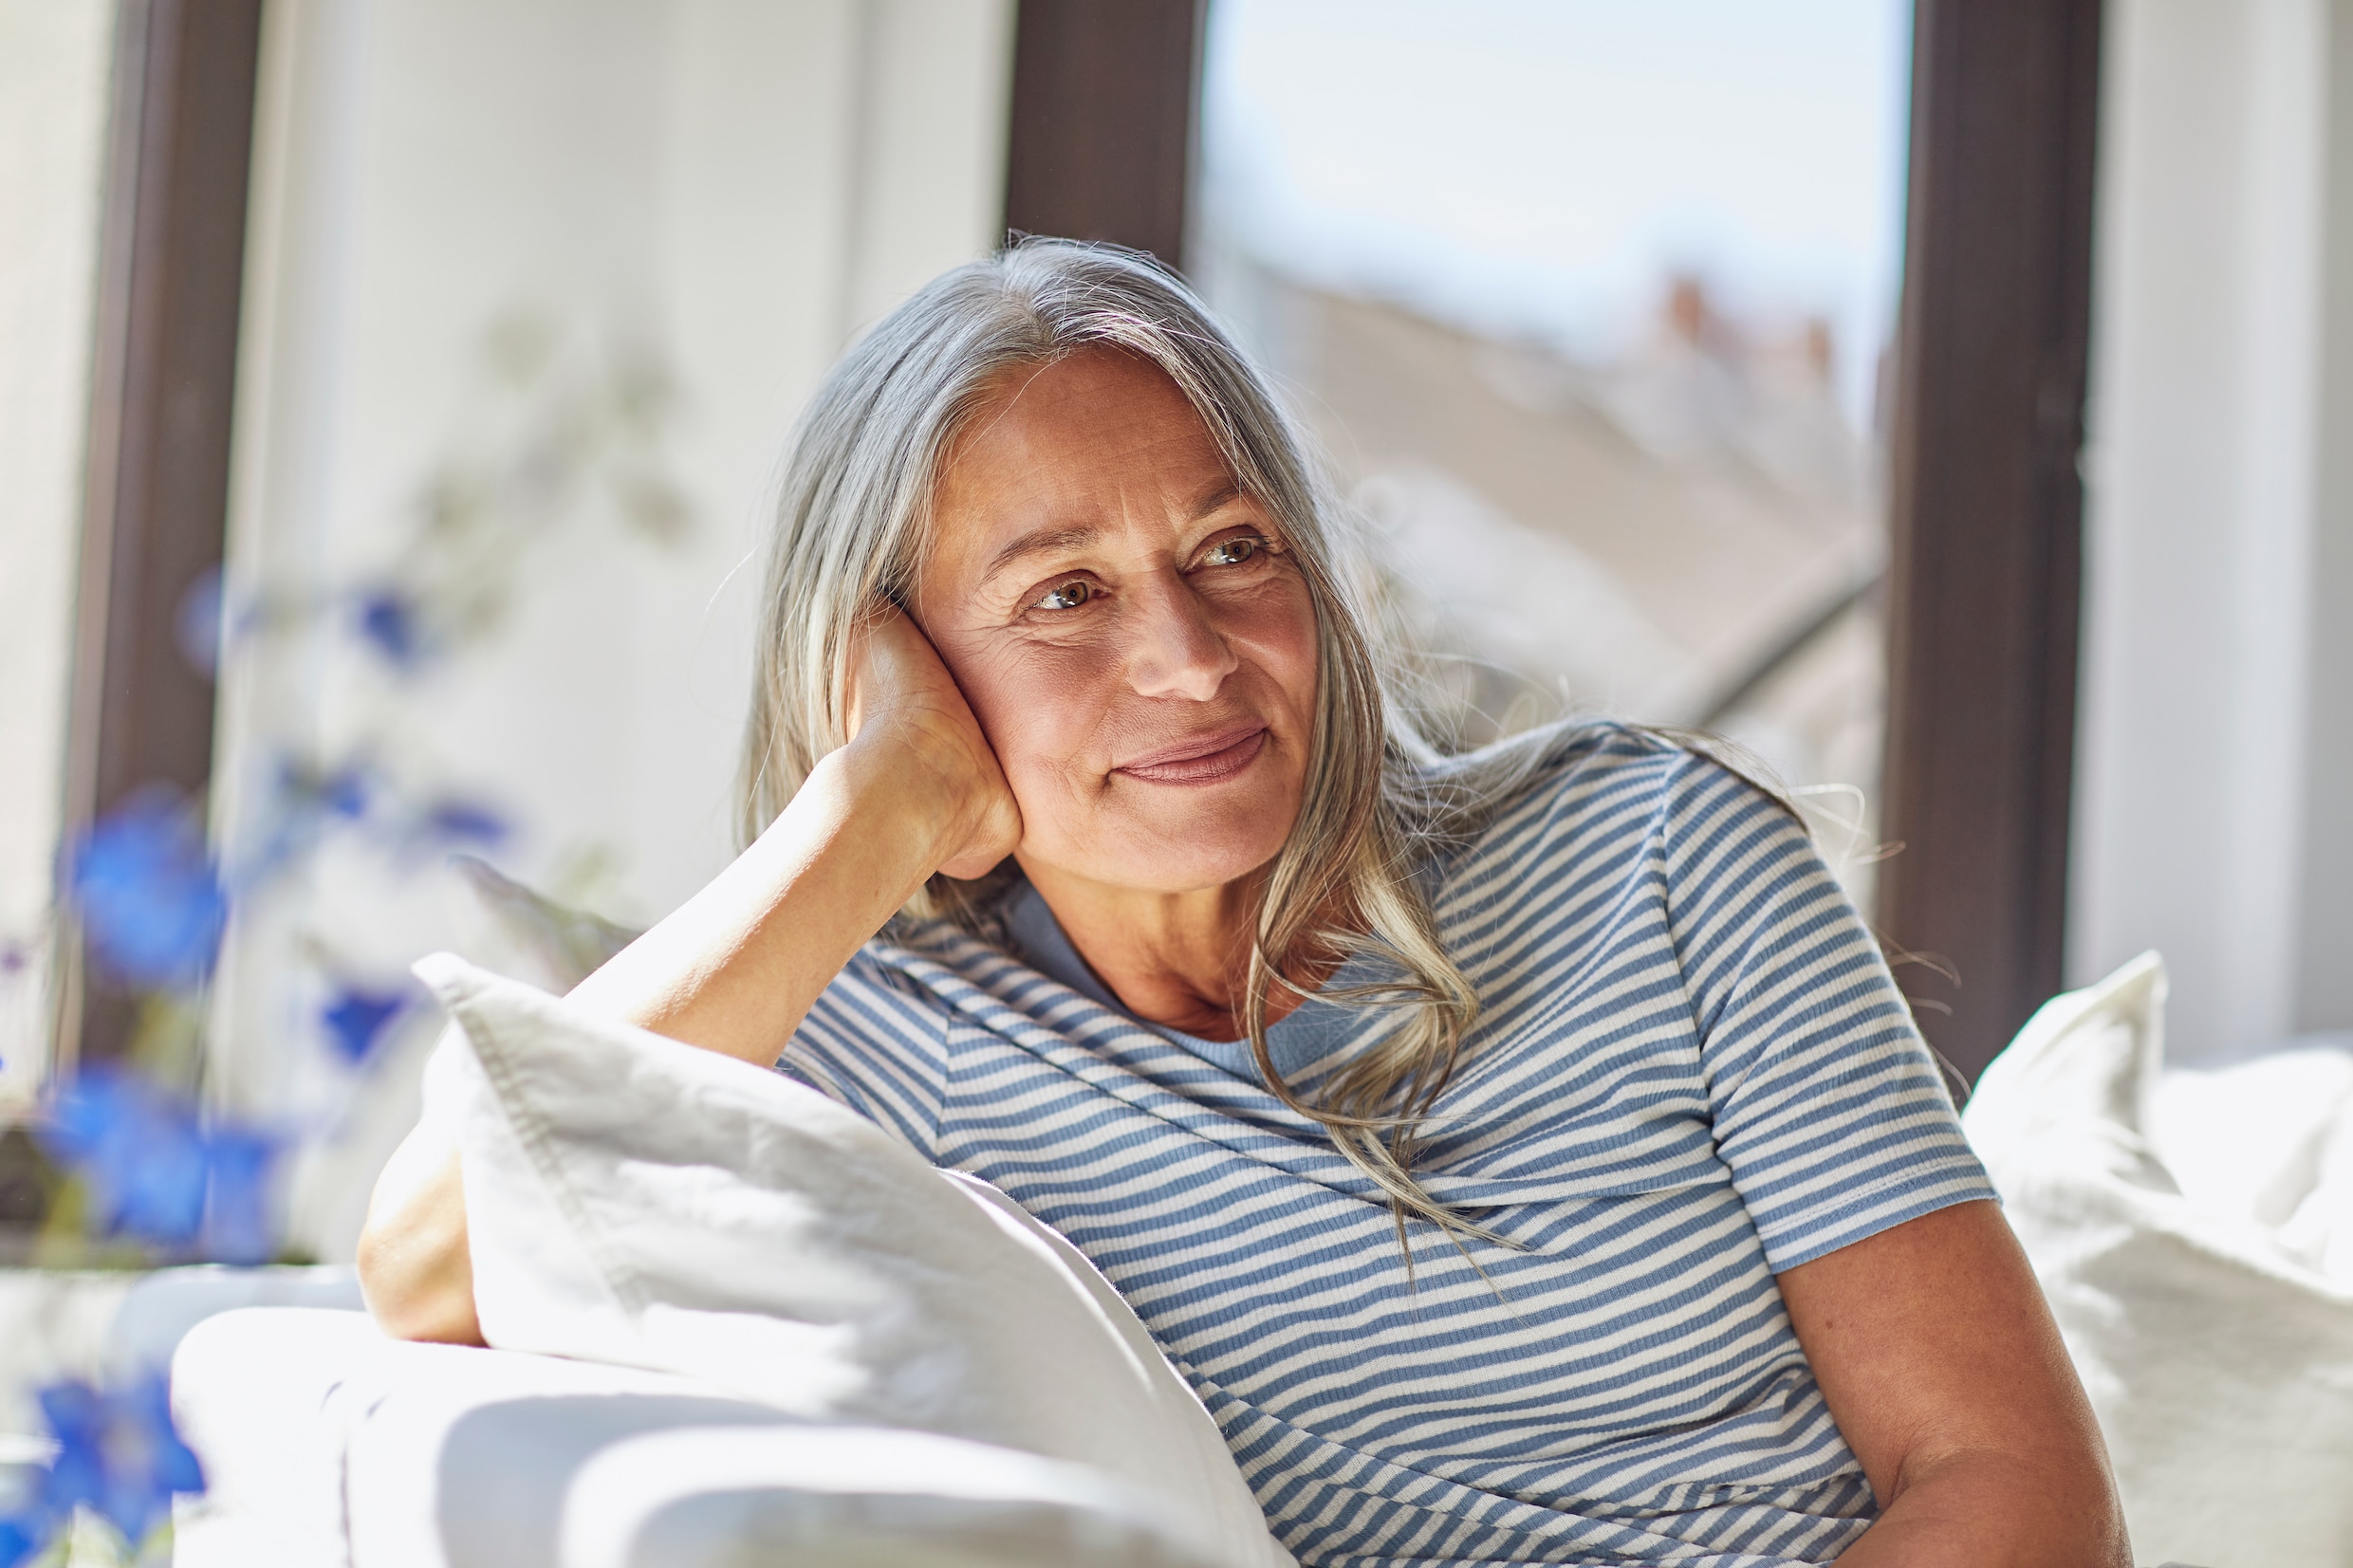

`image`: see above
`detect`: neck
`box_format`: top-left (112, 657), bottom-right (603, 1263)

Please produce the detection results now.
top-left (1018, 857), bottom-right (1319, 1041)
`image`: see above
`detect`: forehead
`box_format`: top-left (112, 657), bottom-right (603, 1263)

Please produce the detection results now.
top-left (952, 347), bottom-right (1219, 476)
top-left (925, 350), bottom-right (1236, 558)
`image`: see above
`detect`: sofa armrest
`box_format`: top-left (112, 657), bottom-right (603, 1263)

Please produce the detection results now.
top-left (172, 1306), bottom-right (1231, 1568)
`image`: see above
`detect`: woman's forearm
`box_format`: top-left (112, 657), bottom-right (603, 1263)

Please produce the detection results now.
top-left (358, 732), bottom-right (967, 1341)
top-left (565, 733), bottom-right (966, 1060)
top-left (1779, 1202), bottom-right (2129, 1568)
top-left (1834, 1444), bottom-right (2128, 1566)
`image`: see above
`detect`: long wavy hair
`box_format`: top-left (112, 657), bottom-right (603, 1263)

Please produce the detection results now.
top-left (739, 239), bottom-right (1559, 1230)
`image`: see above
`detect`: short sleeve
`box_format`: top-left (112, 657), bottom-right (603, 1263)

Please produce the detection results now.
top-left (1660, 752), bottom-right (1995, 1273)
top-left (778, 947), bottom-right (955, 1159)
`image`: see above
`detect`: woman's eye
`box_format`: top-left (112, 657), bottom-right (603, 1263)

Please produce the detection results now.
top-left (1033, 579), bottom-right (1094, 611)
top-left (1203, 537), bottom-right (1261, 567)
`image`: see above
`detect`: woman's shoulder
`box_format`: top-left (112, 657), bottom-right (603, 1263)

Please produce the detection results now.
top-left (1436, 719), bottom-right (1790, 865)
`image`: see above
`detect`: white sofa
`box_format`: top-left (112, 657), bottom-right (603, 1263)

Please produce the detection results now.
top-left (171, 1305), bottom-right (1224, 1568)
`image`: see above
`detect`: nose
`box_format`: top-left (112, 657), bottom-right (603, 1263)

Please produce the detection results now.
top-left (1123, 572), bottom-right (1237, 701)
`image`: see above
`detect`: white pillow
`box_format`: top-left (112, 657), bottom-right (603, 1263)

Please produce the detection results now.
top-left (413, 953), bottom-right (1290, 1568)
top-left (2147, 1044), bottom-right (2353, 1281)
top-left (1964, 952), bottom-right (2353, 1568)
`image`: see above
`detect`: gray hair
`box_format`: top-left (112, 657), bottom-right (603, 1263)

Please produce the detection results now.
top-left (739, 239), bottom-right (1549, 1231)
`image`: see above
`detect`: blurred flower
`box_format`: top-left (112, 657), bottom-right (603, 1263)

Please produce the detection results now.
top-left (195, 1125), bottom-right (280, 1266)
top-left (0, 1374), bottom-right (204, 1562)
top-left (417, 798), bottom-right (510, 854)
top-left (315, 764), bottom-right (372, 821)
top-left (68, 788), bottom-right (227, 994)
top-left (235, 756), bottom-right (378, 889)
top-left (38, 1070), bottom-right (279, 1263)
top-left (321, 984), bottom-right (408, 1065)
top-left (236, 758), bottom-right (512, 889)
top-left (43, 1072), bottom-right (207, 1246)
top-left (355, 585), bottom-right (426, 669)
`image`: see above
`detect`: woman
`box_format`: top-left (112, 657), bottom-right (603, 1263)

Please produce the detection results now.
top-left (361, 241), bottom-right (2128, 1566)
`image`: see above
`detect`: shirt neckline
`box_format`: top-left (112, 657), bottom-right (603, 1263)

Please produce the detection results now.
top-left (999, 880), bottom-right (1381, 1085)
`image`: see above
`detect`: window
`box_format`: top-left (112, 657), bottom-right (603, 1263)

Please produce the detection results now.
top-left (1195, 0), bottom-right (1911, 907)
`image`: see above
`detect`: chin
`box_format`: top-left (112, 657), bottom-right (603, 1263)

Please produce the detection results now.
top-left (1020, 799), bottom-right (1289, 896)
top-left (1096, 794), bottom-right (1297, 893)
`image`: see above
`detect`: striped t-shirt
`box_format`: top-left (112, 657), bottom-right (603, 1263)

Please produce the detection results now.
top-left (782, 724), bottom-right (1992, 1567)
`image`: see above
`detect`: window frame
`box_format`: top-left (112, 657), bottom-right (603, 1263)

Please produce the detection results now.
top-left (60, 0), bottom-right (267, 1072)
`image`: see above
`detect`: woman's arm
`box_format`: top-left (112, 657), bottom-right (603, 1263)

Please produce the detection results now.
top-left (1777, 1199), bottom-right (2130, 1567)
top-left (357, 612), bottom-right (1018, 1342)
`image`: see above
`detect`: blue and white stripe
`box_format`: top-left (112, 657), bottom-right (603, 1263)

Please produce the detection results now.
top-left (784, 725), bottom-right (1992, 1567)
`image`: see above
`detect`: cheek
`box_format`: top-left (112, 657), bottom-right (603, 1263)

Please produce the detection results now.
top-left (1229, 579), bottom-right (1321, 725)
top-left (936, 634), bottom-right (1110, 790)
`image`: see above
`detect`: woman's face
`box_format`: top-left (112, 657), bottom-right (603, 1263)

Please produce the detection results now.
top-left (915, 348), bottom-right (1319, 898)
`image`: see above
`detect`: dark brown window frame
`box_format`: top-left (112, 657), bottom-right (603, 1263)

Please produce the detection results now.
top-left (1881, 0), bottom-right (2103, 1079)
top-left (1010, 0), bottom-right (2105, 1081)
top-left (61, 0), bottom-right (267, 1071)
top-left (1003, 0), bottom-right (1206, 268)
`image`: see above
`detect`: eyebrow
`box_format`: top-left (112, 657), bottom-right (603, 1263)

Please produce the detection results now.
top-left (983, 524), bottom-right (1103, 580)
top-left (1189, 480), bottom-right (1244, 520)
top-left (977, 482), bottom-right (1252, 581)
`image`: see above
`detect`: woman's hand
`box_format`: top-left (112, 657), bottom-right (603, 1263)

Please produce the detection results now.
top-left (844, 605), bottom-right (1022, 879)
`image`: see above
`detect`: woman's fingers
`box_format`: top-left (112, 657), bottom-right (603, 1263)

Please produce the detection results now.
top-left (847, 605), bottom-right (1023, 879)
top-left (938, 780), bottom-right (1023, 879)
top-left (843, 605), bottom-right (930, 741)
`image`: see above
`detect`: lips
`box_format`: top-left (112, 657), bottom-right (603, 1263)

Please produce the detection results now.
top-left (1113, 726), bottom-right (1269, 785)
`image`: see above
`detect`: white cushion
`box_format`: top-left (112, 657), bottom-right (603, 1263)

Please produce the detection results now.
top-left (1964, 953), bottom-right (2353, 1568)
top-left (171, 1306), bottom-right (1232, 1568)
top-left (2147, 1043), bottom-right (2353, 1282)
top-left (172, 1308), bottom-right (376, 1566)
top-left (415, 952), bottom-right (1288, 1568)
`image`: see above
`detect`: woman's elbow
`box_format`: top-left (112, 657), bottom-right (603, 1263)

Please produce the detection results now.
top-left (356, 1135), bottom-right (485, 1345)
top-left (356, 1210), bottom-right (484, 1345)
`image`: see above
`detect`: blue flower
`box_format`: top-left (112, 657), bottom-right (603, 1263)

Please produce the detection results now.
top-left (0, 1374), bottom-right (205, 1559)
top-left (266, 757), bottom-right (372, 825)
top-left (43, 1072), bottom-right (208, 1245)
top-left (418, 798), bottom-right (510, 852)
top-left (67, 788), bottom-right (227, 993)
top-left (234, 757), bottom-right (379, 890)
top-left (318, 764), bottom-right (372, 821)
top-left (196, 1125), bottom-right (281, 1266)
top-left (322, 984), bottom-right (408, 1065)
top-left (37, 1070), bottom-right (280, 1263)
top-left (354, 586), bottom-right (425, 668)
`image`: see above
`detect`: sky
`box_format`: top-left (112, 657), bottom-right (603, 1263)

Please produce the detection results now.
top-left (1198, 0), bottom-right (1914, 425)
